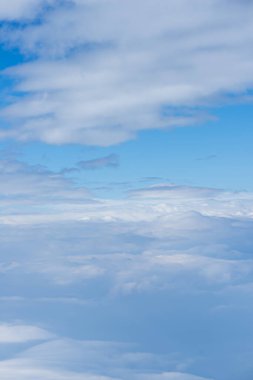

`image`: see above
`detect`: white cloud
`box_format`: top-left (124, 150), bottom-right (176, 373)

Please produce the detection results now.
top-left (0, 360), bottom-right (115, 380)
top-left (0, 182), bottom-right (253, 378)
top-left (1, 0), bottom-right (253, 145)
top-left (1, 183), bottom-right (253, 291)
top-left (0, 363), bottom-right (211, 380)
top-left (0, 323), bottom-right (52, 343)
top-left (1, 175), bottom-right (253, 224)
top-left (136, 373), bottom-right (212, 380)
top-left (0, 337), bottom-right (202, 380)
top-left (0, 158), bottom-right (93, 223)
top-left (0, 0), bottom-right (51, 20)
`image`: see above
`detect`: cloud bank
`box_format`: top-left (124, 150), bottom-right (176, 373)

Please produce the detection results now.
top-left (0, 174), bottom-right (253, 379)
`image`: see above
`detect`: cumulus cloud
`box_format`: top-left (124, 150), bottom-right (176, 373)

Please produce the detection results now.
top-left (1, 0), bottom-right (253, 144)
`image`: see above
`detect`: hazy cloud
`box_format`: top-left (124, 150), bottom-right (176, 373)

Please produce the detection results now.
top-left (0, 183), bottom-right (253, 379)
top-left (0, 0), bottom-right (42, 20)
top-left (0, 323), bottom-right (52, 343)
top-left (78, 154), bottom-right (119, 170)
top-left (0, 335), bottom-right (212, 380)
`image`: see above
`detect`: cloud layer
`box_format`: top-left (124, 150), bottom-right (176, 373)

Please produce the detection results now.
top-left (1, 173), bottom-right (253, 379)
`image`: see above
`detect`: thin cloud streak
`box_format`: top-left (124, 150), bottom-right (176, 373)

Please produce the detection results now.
top-left (78, 154), bottom-right (119, 170)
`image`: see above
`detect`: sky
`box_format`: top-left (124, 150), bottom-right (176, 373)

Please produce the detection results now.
top-left (0, 1), bottom-right (253, 379)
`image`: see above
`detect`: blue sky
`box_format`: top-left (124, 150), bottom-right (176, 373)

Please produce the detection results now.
top-left (1, 1), bottom-right (253, 380)
top-left (1, 102), bottom-right (253, 198)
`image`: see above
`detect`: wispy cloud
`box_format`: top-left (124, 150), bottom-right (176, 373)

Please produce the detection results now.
top-left (0, 335), bottom-right (211, 380)
top-left (60, 154), bottom-right (119, 174)
top-left (78, 154), bottom-right (119, 170)
top-left (0, 0), bottom-right (58, 21)
top-left (0, 323), bottom-right (52, 343)
top-left (1, 1), bottom-right (253, 145)
top-left (196, 154), bottom-right (217, 161)
top-left (0, 158), bottom-right (94, 222)
top-left (0, 0), bottom-right (42, 20)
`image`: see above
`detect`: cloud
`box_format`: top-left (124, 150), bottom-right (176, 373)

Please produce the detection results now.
top-left (1, 184), bottom-right (253, 290)
top-left (78, 154), bottom-right (119, 170)
top-left (0, 0), bottom-right (55, 20)
top-left (0, 336), bottom-right (208, 380)
top-left (1, 0), bottom-right (253, 145)
top-left (2, 158), bottom-right (195, 232)
top-left (0, 360), bottom-right (115, 380)
top-left (0, 183), bottom-right (253, 378)
top-left (0, 323), bottom-right (52, 343)
top-left (0, 158), bottom-right (96, 224)
top-left (137, 374), bottom-right (212, 380)
top-left (129, 184), bottom-right (222, 199)
top-left (0, 0), bottom-right (40, 20)
top-left (0, 173), bottom-right (253, 224)
top-left (196, 155), bottom-right (217, 161)
top-left (0, 158), bottom-right (90, 200)
top-left (60, 154), bottom-right (119, 174)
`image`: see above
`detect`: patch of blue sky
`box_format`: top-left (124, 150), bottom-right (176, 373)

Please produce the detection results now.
top-left (17, 102), bottom-right (253, 199)
top-left (0, 44), bottom-right (25, 70)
